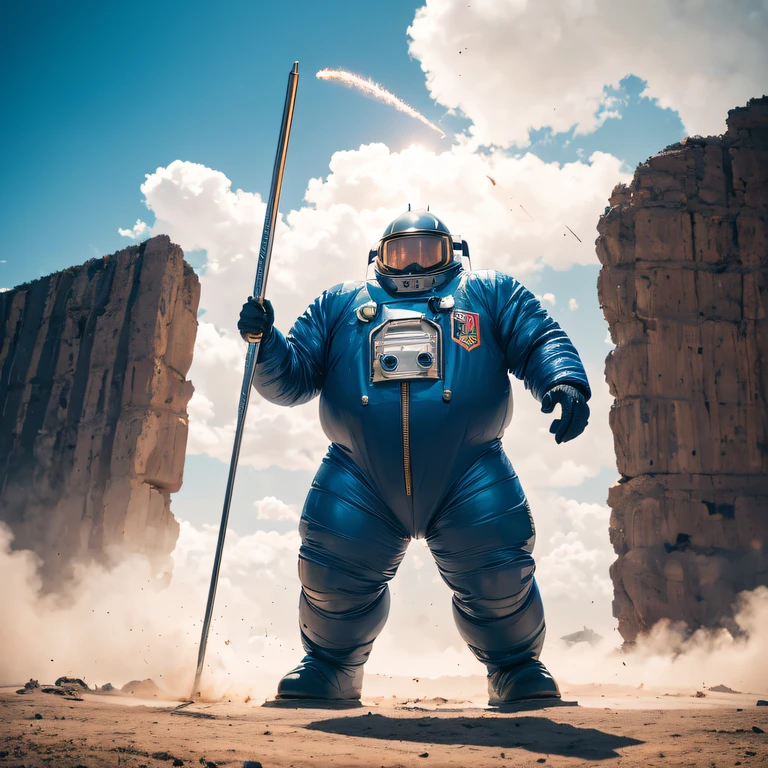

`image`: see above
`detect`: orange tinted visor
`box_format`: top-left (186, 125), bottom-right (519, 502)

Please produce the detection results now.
top-left (380, 235), bottom-right (449, 272)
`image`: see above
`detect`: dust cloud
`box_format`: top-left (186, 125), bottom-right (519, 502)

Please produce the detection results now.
top-left (1, 521), bottom-right (766, 703)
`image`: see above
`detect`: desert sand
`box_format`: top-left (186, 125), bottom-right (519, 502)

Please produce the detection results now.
top-left (2, 676), bottom-right (767, 768)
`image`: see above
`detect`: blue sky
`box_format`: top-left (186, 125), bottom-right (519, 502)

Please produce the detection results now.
top-left (1, 0), bottom-right (687, 288)
top-left (2, 0), bottom-right (698, 537)
top-left (3, 0), bottom-right (445, 282)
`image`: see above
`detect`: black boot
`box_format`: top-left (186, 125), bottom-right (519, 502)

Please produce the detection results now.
top-left (276, 655), bottom-right (363, 700)
top-left (487, 659), bottom-right (560, 705)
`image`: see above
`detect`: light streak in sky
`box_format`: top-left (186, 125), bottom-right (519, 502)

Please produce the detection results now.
top-left (317, 68), bottom-right (445, 138)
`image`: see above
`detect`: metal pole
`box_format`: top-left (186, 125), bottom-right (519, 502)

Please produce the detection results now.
top-left (190, 62), bottom-right (300, 700)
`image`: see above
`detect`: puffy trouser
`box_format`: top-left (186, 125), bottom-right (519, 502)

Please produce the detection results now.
top-left (297, 444), bottom-right (546, 674)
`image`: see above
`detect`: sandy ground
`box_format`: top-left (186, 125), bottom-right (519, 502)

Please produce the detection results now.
top-left (1, 680), bottom-right (767, 768)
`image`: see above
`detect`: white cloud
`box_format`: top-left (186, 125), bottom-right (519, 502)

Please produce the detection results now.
top-left (503, 362), bottom-right (617, 492)
top-left (183, 326), bottom-right (327, 471)
top-left (569, 298), bottom-right (579, 311)
top-left (138, 150), bottom-right (627, 473)
top-left (538, 533), bottom-right (615, 603)
top-left (492, 487), bottom-right (617, 641)
top-left (186, 390), bottom-right (215, 423)
top-left (408, 0), bottom-right (768, 147)
top-left (253, 496), bottom-right (300, 522)
top-left (117, 219), bottom-right (150, 239)
top-left (139, 162), bottom-right (266, 272)
top-left (541, 292), bottom-right (556, 306)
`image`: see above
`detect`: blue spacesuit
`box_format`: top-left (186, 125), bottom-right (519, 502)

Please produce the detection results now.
top-left (239, 209), bottom-right (590, 704)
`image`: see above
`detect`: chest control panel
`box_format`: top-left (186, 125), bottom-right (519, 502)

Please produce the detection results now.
top-left (370, 317), bottom-right (443, 383)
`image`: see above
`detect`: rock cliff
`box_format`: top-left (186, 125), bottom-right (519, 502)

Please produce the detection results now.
top-left (597, 97), bottom-right (768, 642)
top-left (0, 235), bottom-right (200, 587)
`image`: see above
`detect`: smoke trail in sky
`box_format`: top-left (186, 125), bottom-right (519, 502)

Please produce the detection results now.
top-left (317, 68), bottom-right (445, 138)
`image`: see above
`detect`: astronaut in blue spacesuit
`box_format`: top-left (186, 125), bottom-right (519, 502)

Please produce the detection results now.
top-left (238, 209), bottom-right (590, 704)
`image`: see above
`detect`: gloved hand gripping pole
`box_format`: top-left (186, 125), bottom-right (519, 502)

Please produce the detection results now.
top-left (190, 62), bottom-right (299, 700)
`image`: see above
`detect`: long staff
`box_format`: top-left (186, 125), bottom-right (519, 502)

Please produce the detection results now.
top-left (190, 61), bottom-right (300, 699)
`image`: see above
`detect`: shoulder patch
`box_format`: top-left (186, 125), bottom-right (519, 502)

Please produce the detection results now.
top-left (451, 309), bottom-right (481, 351)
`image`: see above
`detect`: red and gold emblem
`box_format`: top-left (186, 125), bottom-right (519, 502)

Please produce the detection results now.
top-left (451, 310), bottom-right (481, 351)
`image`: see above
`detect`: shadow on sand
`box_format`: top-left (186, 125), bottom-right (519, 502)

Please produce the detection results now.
top-left (262, 698), bottom-right (363, 710)
top-left (306, 713), bottom-right (643, 760)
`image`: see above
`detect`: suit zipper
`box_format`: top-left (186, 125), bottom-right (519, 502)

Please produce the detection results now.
top-left (401, 381), bottom-right (412, 496)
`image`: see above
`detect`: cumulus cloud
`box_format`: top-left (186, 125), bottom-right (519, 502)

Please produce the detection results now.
top-left (139, 162), bottom-right (267, 273)
top-left (569, 297), bottom-right (579, 311)
top-left (502, 361), bottom-right (617, 492)
top-left (299, 143), bottom-right (626, 273)
top-left (183, 323), bottom-right (327, 472)
top-left (117, 219), bottom-right (150, 239)
top-left (253, 496), bottom-right (300, 522)
top-left (138, 148), bottom-right (626, 473)
top-left (408, 0), bottom-right (768, 147)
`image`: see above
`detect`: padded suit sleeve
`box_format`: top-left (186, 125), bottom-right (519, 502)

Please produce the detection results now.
top-left (493, 274), bottom-right (591, 402)
top-left (252, 293), bottom-right (330, 406)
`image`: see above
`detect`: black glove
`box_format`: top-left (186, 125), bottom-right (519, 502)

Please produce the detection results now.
top-left (540, 384), bottom-right (590, 444)
top-left (237, 297), bottom-right (274, 343)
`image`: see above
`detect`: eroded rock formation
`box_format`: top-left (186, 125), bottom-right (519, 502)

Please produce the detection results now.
top-left (597, 97), bottom-right (768, 642)
top-left (0, 235), bottom-right (200, 586)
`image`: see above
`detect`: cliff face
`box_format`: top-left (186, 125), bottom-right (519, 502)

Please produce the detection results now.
top-left (596, 97), bottom-right (768, 642)
top-left (0, 235), bottom-right (200, 587)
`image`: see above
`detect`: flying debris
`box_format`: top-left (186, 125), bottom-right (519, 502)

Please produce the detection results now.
top-left (561, 626), bottom-right (603, 647)
top-left (565, 225), bottom-right (582, 242)
top-left (486, 175), bottom-right (497, 186)
top-left (518, 204), bottom-right (534, 220)
top-left (317, 68), bottom-right (445, 138)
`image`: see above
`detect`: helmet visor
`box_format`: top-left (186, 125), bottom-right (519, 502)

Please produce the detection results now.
top-left (380, 235), bottom-right (450, 273)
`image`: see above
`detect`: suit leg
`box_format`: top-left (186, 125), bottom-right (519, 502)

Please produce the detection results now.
top-left (297, 448), bottom-right (410, 671)
top-left (426, 445), bottom-right (546, 674)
